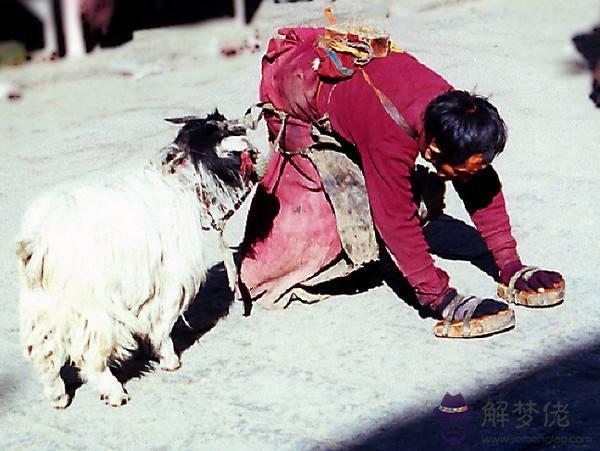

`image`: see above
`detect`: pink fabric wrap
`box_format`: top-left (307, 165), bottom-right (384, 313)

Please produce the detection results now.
top-left (239, 152), bottom-right (342, 308)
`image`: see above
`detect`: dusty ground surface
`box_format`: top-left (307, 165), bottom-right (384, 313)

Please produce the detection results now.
top-left (1, 0), bottom-right (599, 449)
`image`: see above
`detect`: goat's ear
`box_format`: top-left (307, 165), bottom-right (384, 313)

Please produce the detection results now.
top-left (164, 116), bottom-right (199, 125)
top-left (208, 108), bottom-right (226, 122)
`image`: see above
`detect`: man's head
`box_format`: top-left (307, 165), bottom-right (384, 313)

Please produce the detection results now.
top-left (423, 90), bottom-right (507, 180)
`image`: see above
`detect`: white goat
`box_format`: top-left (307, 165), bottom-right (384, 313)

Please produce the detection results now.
top-left (16, 109), bottom-right (273, 408)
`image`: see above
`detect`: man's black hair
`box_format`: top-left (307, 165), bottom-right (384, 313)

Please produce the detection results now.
top-left (423, 90), bottom-right (507, 165)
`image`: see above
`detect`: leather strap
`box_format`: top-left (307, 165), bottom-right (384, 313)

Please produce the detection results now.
top-left (359, 68), bottom-right (418, 139)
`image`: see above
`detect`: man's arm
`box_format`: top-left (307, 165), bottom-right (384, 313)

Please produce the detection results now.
top-left (453, 166), bottom-right (564, 300)
top-left (452, 166), bottom-right (521, 276)
top-left (324, 75), bottom-right (454, 310)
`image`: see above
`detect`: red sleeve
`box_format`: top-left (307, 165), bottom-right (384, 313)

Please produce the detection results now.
top-left (322, 73), bottom-right (454, 308)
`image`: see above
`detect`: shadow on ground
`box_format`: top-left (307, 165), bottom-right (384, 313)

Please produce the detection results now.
top-left (329, 336), bottom-right (600, 451)
top-left (60, 262), bottom-right (234, 402)
top-left (300, 213), bottom-right (501, 320)
top-left (301, 217), bottom-right (598, 450)
top-left (171, 262), bottom-right (235, 355)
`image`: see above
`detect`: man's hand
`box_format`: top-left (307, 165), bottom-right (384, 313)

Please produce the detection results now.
top-left (498, 262), bottom-right (565, 307)
top-left (501, 261), bottom-right (563, 293)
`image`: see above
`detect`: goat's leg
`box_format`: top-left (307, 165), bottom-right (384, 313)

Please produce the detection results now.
top-left (149, 304), bottom-right (182, 372)
top-left (41, 365), bottom-right (69, 409)
top-left (26, 328), bottom-right (69, 408)
top-left (81, 362), bottom-right (129, 407)
top-left (77, 334), bottom-right (128, 407)
top-left (155, 334), bottom-right (181, 372)
top-left (36, 353), bottom-right (69, 408)
top-left (40, 365), bottom-right (69, 409)
top-left (158, 342), bottom-right (180, 371)
top-left (220, 233), bottom-right (237, 293)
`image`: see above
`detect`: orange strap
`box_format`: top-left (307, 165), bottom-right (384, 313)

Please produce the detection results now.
top-left (324, 8), bottom-right (336, 25)
top-left (359, 68), bottom-right (417, 139)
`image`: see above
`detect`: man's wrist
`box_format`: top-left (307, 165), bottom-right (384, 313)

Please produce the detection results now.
top-left (431, 288), bottom-right (458, 319)
top-left (500, 260), bottom-right (524, 285)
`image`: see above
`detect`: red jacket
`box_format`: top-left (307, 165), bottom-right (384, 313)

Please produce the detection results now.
top-left (260, 27), bottom-right (521, 307)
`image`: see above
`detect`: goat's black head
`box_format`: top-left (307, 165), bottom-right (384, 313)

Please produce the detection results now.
top-left (165, 109), bottom-right (259, 187)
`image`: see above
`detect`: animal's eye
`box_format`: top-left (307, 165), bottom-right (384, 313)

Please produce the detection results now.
top-left (206, 120), bottom-right (226, 132)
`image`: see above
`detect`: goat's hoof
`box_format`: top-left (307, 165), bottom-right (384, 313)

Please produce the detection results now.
top-left (101, 390), bottom-right (130, 407)
top-left (159, 355), bottom-right (181, 372)
top-left (52, 394), bottom-right (70, 409)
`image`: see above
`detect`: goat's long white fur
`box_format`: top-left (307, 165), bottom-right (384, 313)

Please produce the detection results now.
top-left (17, 160), bottom-right (225, 408)
top-left (17, 108), bottom-right (275, 409)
